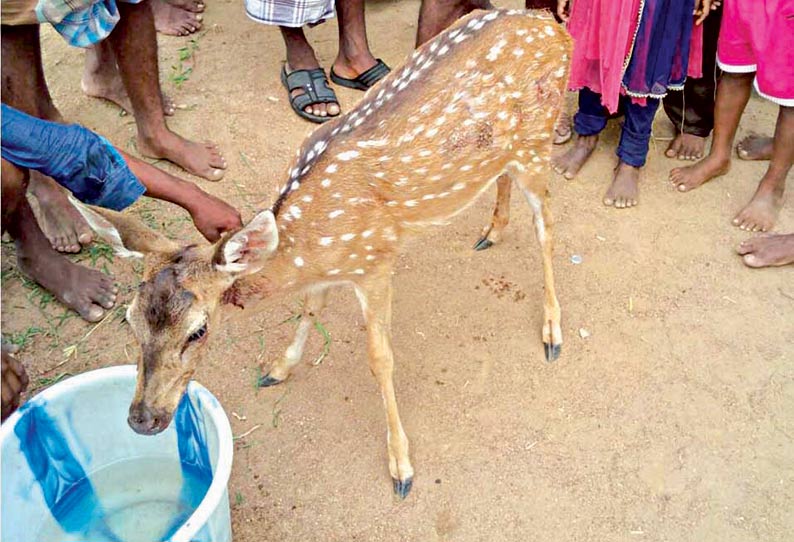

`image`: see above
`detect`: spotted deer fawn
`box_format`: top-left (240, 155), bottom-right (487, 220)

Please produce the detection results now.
top-left (72, 9), bottom-right (571, 498)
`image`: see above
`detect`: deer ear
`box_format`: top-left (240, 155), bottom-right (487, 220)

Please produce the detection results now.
top-left (213, 209), bottom-right (279, 275)
top-left (69, 195), bottom-right (181, 257)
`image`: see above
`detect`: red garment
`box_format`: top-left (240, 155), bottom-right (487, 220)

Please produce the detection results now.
top-left (566, 0), bottom-right (703, 113)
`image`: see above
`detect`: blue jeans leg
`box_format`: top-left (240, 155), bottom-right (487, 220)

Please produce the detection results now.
top-left (617, 97), bottom-right (660, 168)
top-left (573, 87), bottom-right (609, 136)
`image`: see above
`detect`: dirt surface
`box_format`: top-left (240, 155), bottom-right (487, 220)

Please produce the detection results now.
top-left (3, 1), bottom-right (793, 541)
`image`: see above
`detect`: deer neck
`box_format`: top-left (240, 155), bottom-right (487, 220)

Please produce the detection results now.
top-left (220, 208), bottom-right (341, 309)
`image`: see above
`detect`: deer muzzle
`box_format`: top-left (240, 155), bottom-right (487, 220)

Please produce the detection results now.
top-left (127, 402), bottom-right (173, 435)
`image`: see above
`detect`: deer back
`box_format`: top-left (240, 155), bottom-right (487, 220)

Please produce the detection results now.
top-left (262, 9), bottom-right (571, 284)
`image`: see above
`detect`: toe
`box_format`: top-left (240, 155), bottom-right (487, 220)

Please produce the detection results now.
top-left (206, 168), bottom-right (225, 181)
top-left (78, 302), bottom-right (105, 323)
top-left (743, 254), bottom-right (763, 267)
top-left (327, 103), bottom-right (341, 116)
top-left (77, 231), bottom-right (93, 245)
top-left (736, 242), bottom-right (754, 255)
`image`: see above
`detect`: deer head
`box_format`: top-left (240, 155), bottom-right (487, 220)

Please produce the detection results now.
top-left (71, 200), bottom-right (279, 435)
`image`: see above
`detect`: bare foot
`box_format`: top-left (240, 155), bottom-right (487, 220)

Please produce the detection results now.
top-left (28, 173), bottom-right (93, 253)
top-left (153, 0), bottom-right (203, 36)
top-left (82, 66), bottom-right (175, 116)
top-left (552, 134), bottom-right (597, 179)
top-left (166, 0), bottom-right (205, 12)
top-left (669, 154), bottom-right (730, 192)
top-left (138, 131), bottom-right (227, 181)
top-left (737, 134), bottom-right (773, 161)
top-left (16, 237), bottom-right (118, 322)
top-left (732, 182), bottom-right (784, 232)
top-left (553, 111), bottom-right (572, 145)
top-left (737, 233), bottom-right (794, 267)
top-left (603, 162), bottom-right (640, 208)
top-left (665, 132), bottom-right (706, 161)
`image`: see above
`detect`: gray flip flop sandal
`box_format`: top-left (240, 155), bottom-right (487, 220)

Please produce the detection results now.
top-left (281, 66), bottom-right (340, 124)
top-left (330, 59), bottom-right (391, 91)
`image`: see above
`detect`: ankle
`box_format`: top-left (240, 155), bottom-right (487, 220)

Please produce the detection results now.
top-left (137, 127), bottom-right (172, 154)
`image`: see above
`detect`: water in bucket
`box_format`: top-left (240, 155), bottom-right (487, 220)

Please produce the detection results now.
top-left (1, 366), bottom-right (233, 542)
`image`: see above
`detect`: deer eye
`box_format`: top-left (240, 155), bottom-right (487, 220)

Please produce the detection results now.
top-left (187, 324), bottom-right (207, 343)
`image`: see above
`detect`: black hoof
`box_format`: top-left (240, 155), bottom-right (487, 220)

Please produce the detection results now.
top-left (544, 342), bottom-right (562, 362)
top-left (258, 374), bottom-right (283, 388)
top-left (473, 237), bottom-right (494, 251)
top-left (393, 476), bottom-right (413, 499)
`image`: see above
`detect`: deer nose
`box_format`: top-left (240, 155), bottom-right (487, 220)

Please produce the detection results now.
top-left (128, 404), bottom-right (169, 435)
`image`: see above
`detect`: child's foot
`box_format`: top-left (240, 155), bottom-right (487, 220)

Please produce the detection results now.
top-left (28, 173), bottom-right (93, 253)
top-left (553, 111), bottom-right (572, 145)
top-left (732, 181), bottom-right (784, 232)
top-left (737, 233), bottom-right (794, 268)
top-left (603, 162), bottom-right (640, 208)
top-left (665, 132), bottom-right (706, 161)
top-left (137, 130), bottom-right (227, 181)
top-left (736, 134), bottom-right (773, 161)
top-left (552, 134), bottom-right (597, 179)
top-left (669, 154), bottom-right (730, 192)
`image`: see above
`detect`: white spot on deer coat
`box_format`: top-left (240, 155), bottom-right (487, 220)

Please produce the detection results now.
top-left (327, 269), bottom-right (341, 276)
top-left (452, 183), bottom-right (465, 191)
top-left (288, 205), bottom-right (302, 219)
top-left (319, 237), bottom-right (333, 246)
top-left (544, 25), bottom-right (555, 36)
top-left (341, 233), bottom-right (356, 241)
top-left (337, 150), bottom-right (360, 161)
top-left (404, 200), bottom-right (418, 207)
top-left (328, 210), bottom-right (344, 219)
top-left (291, 181), bottom-right (300, 191)
top-left (321, 179), bottom-right (331, 188)
top-left (325, 164), bottom-right (338, 173)
top-left (294, 256), bottom-right (305, 267)
top-left (362, 229), bottom-right (373, 238)
top-left (358, 138), bottom-right (389, 148)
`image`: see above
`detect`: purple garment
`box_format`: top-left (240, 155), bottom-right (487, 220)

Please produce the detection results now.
top-left (622, 0), bottom-right (696, 99)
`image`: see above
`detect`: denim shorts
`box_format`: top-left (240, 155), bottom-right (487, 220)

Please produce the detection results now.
top-left (1, 104), bottom-right (145, 211)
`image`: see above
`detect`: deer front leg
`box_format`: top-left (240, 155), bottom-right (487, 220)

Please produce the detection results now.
top-left (354, 276), bottom-right (414, 498)
top-left (474, 173), bottom-right (512, 251)
top-left (514, 173), bottom-right (563, 361)
top-left (259, 288), bottom-right (328, 387)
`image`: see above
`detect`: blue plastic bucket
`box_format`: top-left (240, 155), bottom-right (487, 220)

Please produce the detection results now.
top-left (1, 365), bottom-right (233, 542)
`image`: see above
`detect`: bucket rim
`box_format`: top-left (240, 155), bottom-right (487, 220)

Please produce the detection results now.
top-left (0, 364), bottom-right (234, 542)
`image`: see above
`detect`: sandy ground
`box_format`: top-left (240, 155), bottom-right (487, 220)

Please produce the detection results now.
top-left (2, 1), bottom-right (793, 541)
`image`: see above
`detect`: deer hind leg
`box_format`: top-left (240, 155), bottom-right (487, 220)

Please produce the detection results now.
top-left (510, 167), bottom-right (563, 361)
top-left (474, 173), bottom-right (512, 251)
top-left (353, 274), bottom-right (414, 498)
top-left (259, 287), bottom-right (329, 387)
